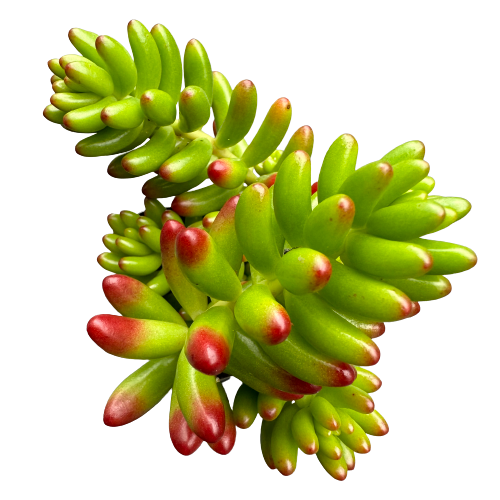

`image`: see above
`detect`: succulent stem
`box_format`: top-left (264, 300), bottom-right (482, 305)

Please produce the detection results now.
top-left (244, 168), bottom-right (259, 184)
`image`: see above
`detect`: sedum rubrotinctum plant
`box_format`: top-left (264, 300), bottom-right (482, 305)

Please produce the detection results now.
top-left (43, 20), bottom-right (477, 480)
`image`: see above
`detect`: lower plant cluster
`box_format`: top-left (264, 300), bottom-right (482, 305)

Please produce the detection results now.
top-left (89, 162), bottom-right (475, 478)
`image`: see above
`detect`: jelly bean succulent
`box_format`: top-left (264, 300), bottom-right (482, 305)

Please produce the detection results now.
top-left (44, 20), bottom-right (477, 480)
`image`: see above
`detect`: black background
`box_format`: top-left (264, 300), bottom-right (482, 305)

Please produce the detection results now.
top-left (40, 15), bottom-right (482, 482)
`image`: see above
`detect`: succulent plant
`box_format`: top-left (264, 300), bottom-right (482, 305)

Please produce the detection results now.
top-left (44, 20), bottom-right (477, 480)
